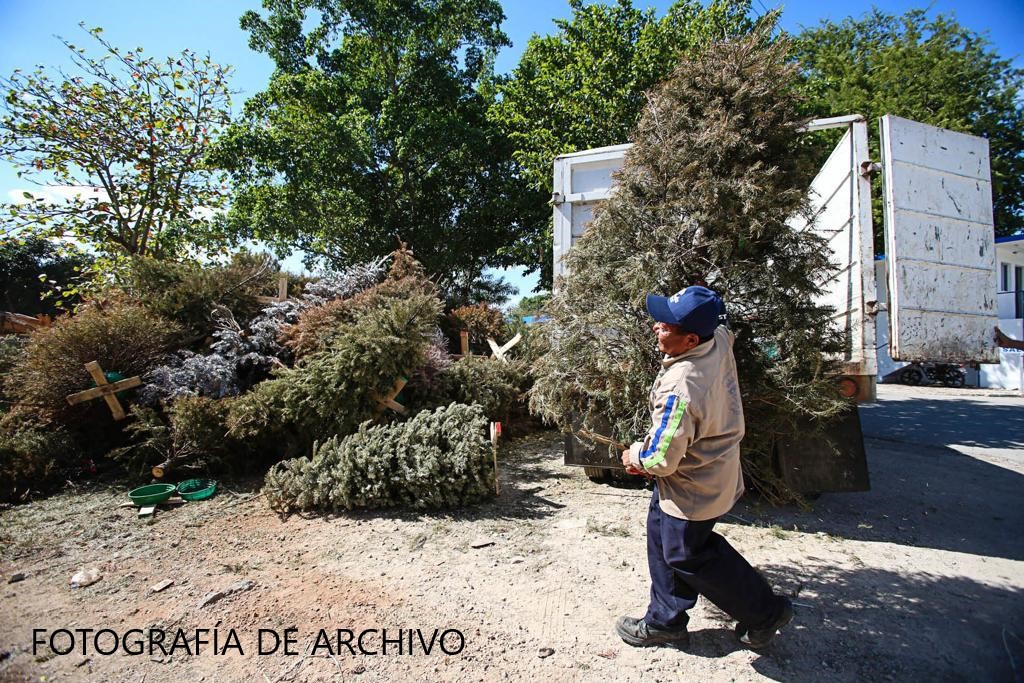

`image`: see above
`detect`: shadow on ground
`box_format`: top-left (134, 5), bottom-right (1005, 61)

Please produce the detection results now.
top-left (859, 394), bottom-right (1024, 450)
top-left (743, 563), bottom-right (1023, 682)
top-left (734, 395), bottom-right (1024, 562)
top-left (609, 563), bottom-right (1024, 680)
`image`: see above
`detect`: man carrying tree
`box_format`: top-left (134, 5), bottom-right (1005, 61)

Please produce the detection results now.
top-left (614, 285), bottom-right (793, 650)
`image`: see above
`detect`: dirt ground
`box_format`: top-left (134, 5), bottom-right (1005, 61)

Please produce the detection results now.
top-left (1, 385), bottom-right (1023, 682)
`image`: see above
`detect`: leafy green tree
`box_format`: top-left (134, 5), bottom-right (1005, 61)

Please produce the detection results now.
top-left (211, 0), bottom-right (546, 296)
top-left (792, 9), bottom-right (1024, 242)
top-left (0, 236), bottom-right (93, 313)
top-left (490, 0), bottom-right (753, 286)
top-left (0, 26), bottom-right (234, 262)
top-left (514, 293), bottom-right (550, 317)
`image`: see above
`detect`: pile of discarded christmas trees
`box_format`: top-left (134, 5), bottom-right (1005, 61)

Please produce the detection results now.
top-left (0, 246), bottom-right (532, 509)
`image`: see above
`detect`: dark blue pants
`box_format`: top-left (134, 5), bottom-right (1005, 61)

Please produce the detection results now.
top-left (644, 486), bottom-right (782, 631)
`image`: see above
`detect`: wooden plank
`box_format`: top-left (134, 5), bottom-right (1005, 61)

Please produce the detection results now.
top-left (488, 333), bottom-right (523, 362)
top-left (6, 312), bottom-right (43, 326)
top-left (82, 361), bottom-right (125, 420)
top-left (490, 422), bottom-right (501, 496)
top-left (66, 376), bottom-right (143, 405)
top-left (106, 398), bottom-right (126, 421)
top-left (577, 428), bottom-right (628, 451)
top-left (1, 312), bottom-right (47, 334)
top-left (256, 275), bottom-right (289, 305)
top-left (498, 333), bottom-right (522, 358)
top-left (381, 398), bottom-right (407, 415)
top-left (373, 376), bottom-right (408, 416)
top-left (84, 361), bottom-right (107, 385)
top-left (487, 338), bottom-right (502, 358)
top-left (459, 330), bottom-right (469, 356)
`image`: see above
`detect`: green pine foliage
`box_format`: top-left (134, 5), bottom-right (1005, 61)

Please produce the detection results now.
top-left (282, 245), bottom-right (438, 359)
top-left (119, 251), bottom-right (277, 341)
top-left (111, 397), bottom-right (236, 477)
top-left (263, 403), bottom-right (495, 512)
top-left (431, 356), bottom-right (528, 423)
top-left (400, 353), bottom-right (535, 433)
top-left (226, 290), bottom-right (443, 457)
top-left (530, 29), bottom-right (849, 501)
top-left (0, 409), bottom-right (79, 503)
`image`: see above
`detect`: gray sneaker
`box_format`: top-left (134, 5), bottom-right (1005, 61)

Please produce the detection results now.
top-left (615, 616), bottom-right (690, 648)
top-left (736, 597), bottom-right (794, 649)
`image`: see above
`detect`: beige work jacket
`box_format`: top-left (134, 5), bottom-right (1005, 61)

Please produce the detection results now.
top-left (627, 325), bottom-right (745, 520)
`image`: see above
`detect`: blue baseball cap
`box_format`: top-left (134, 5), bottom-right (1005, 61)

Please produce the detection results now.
top-left (645, 286), bottom-right (723, 338)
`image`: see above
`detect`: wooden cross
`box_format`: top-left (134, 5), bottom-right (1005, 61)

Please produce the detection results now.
top-left (373, 376), bottom-right (408, 417)
top-left (65, 361), bottom-right (142, 421)
top-left (256, 274), bottom-right (289, 305)
top-left (486, 333), bottom-right (523, 363)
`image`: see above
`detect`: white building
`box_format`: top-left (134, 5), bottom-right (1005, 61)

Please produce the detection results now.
top-left (984, 235), bottom-right (1024, 390)
top-left (875, 235), bottom-right (1023, 390)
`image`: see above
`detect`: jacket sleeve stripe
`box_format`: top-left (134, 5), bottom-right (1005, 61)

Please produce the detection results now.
top-left (642, 397), bottom-right (687, 470)
top-left (641, 394), bottom-right (677, 462)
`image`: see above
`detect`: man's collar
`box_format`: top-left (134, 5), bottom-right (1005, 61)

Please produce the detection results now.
top-left (661, 334), bottom-right (717, 367)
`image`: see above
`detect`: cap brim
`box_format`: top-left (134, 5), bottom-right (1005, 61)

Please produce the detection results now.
top-left (645, 293), bottom-right (676, 324)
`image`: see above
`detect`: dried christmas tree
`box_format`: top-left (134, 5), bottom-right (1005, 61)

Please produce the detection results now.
top-left (110, 397), bottom-right (236, 477)
top-left (263, 402), bottom-right (495, 512)
top-left (224, 245), bottom-right (443, 458)
top-left (226, 289), bottom-right (443, 458)
top-left (139, 255), bottom-right (389, 404)
top-left (281, 245), bottom-right (437, 359)
top-left (530, 28), bottom-right (848, 501)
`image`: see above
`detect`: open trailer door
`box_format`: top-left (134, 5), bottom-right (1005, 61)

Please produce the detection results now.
top-left (879, 115), bottom-right (1000, 364)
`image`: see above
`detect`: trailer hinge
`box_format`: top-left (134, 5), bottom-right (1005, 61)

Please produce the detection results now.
top-left (865, 300), bottom-right (887, 317)
top-left (550, 192), bottom-right (564, 206)
top-left (860, 161), bottom-right (882, 179)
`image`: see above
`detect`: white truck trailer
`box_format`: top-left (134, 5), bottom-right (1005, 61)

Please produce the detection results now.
top-left (552, 115), bottom-right (1000, 492)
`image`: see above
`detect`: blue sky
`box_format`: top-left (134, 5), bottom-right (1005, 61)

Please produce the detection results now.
top-left (1, 0), bottom-right (1022, 298)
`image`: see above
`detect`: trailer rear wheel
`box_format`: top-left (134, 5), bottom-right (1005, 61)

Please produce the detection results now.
top-left (942, 368), bottom-right (966, 388)
top-left (899, 366), bottom-right (925, 385)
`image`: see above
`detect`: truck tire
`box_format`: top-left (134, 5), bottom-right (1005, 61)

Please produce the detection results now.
top-left (900, 367), bottom-right (925, 385)
top-left (583, 467), bottom-right (611, 482)
top-left (943, 371), bottom-right (965, 388)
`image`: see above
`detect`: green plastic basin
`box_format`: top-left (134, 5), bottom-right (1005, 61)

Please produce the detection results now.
top-left (176, 478), bottom-right (217, 501)
top-left (128, 483), bottom-right (176, 506)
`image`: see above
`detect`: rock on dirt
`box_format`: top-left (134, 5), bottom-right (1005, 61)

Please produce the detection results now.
top-left (69, 567), bottom-right (101, 588)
